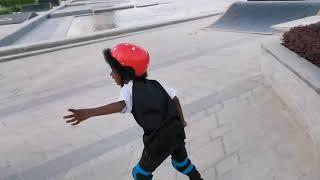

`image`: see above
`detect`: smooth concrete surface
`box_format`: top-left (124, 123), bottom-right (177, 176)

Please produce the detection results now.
top-left (0, 12), bottom-right (222, 61)
top-left (207, 1), bottom-right (320, 34)
top-left (0, 16), bottom-right (319, 180)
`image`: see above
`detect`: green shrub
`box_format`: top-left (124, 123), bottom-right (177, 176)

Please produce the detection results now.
top-left (0, 0), bottom-right (36, 13)
top-left (0, 0), bottom-right (36, 7)
top-left (0, 6), bottom-right (13, 15)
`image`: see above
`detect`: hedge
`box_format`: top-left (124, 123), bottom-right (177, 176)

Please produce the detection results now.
top-left (0, 0), bottom-right (36, 7)
top-left (0, 6), bottom-right (13, 15)
top-left (282, 23), bottom-right (320, 68)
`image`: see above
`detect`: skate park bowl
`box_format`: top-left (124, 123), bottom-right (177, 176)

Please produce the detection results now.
top-left (207, 1), bottom-right (320, 34)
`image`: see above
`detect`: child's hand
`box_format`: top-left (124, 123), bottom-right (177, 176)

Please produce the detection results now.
top-left (182, 120), bottom-right (187, 127)
top-left (63, 109), bottom-right (91, 125)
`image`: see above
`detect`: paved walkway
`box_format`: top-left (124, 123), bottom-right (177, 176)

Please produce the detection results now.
top-left (0, 15), bottom-right (319, 180)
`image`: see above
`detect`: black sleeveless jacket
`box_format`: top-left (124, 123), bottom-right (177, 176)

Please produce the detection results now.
top-left (131, 79), bottom-right (186, 149)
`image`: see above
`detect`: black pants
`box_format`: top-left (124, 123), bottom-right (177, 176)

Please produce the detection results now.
top-left (139, 142), bottom-right (188, 172)
top-left (138, 143), bottom-right (203, 180)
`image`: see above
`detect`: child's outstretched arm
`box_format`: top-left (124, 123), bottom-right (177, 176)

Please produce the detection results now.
top-left (63, 101), bottom-right (125, 125)
top-left (173, 96), bottom-right (187, 127)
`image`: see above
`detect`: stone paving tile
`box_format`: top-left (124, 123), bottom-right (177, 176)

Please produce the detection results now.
top-left (58, 139), bottom-right (140, 180)
top-left (237, 88), bottom-right (252, 100)
top-left (186, 134), bottom-right (212, 155)
top-left (185, 110), bottom-right (218, 140)
top-left (153, 159), bottom-right (177, 180)
top-left (218, 88), bottom-right (320, 180)
top-left (215, 153), bottom-right (239, 177)
top-left (218, 170), bottom-right (233, 180)
top-left (216, 95), bottom-right (253, 127)
top-left (221, 131), bottom-right (240, 154)
top-left (201, 166), bottom-right (217, 180)
top-left (191, 138), bottom-right (225, 170)
top-left (248, 85), bottom-right (276, 106)
top-left (209, 125), bottom-right (232, 142)
top-left (207, 103), bottom-right (224, 115)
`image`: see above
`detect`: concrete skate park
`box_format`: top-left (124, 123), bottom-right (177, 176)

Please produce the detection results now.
top-left (1, 0), bottom-right (320, 179)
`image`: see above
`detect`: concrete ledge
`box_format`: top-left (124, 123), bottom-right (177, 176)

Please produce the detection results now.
top-left (65, 1), bottom-right (127, 7)
top-left (49, 3), bottom-right (134, 18)
top-left (261, 36), bottom-right (320, 148)
top-left (271, 15), bottom-right (320, 32)
top-left (135, 3), bottom-right (158, 8)
top-left (39, 0), bottom-right (61, 6)
top-left (262, 37), bottom-right (320, 94)
top-left (66, 2), bottom-right (96, 7)
top-left (50, 8), bottom-right (93, 18)
top-left (0, 13), bottom-right (49, 47)
top-left (21, 3), bottom-right (53, 12)
top-left (0, 12), bottom-right (222, 61)
top-left (94, 4), bottom-right (133, 13)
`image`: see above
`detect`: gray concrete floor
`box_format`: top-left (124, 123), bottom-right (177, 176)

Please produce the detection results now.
top-left (1, 16), bottom-right (319, 180)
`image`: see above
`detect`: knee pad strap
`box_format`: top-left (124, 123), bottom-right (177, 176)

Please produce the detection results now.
top-left (172, 158), bottom-right (194, 175)
top-left (132, 164), bottom-right (153, 180)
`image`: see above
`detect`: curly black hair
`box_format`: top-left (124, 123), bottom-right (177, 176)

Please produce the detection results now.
top-left (103, 48), bottom-right (147, 84)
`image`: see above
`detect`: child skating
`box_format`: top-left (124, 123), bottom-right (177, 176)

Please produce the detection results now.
top-left (63, 43), bottom-right (203, 180)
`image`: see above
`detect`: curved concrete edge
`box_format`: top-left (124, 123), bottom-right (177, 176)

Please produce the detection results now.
top-left (0, 0), bottom-right (75, 47)
top-left (50, 3), bottom-right (134, 18)
top-left (208, 1), bottom-right (320, 34)
top-left (204, 28), bottom-right (273, 35)
top-left (94, 4), bottom-right (134, 13)
top-left (0, 12), bottom-right (223, 62)
top-left (0, 33), bottom-right (136, 63)
top-left (260, 36), bottom-right (320, 149)
top-left (202, 2), bottom-right (275, 35)
top-left (136, 3), bottom-right (158, 8)
top-left (65, 1), bottom-right (116, 7)
top-left (50, 9), bottom-right (93, 18)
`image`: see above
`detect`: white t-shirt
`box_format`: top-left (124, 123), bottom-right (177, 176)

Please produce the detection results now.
top-left (118, 81), bottom-right (177, 113)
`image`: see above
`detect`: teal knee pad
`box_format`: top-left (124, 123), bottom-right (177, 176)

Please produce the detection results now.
top-left (171, 158), bottom-right (194, 175)
top-left (132, 164), bottom-right (153, 180)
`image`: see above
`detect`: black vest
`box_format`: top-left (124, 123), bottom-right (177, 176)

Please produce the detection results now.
top-left (131, 79), bottom-right (186, 147)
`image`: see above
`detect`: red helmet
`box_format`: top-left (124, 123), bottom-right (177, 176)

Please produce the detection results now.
top-left (110, 43), bottom-right (150, 77)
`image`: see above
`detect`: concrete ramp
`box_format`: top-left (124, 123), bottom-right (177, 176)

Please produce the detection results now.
top-left (207, 1), bottom-right (320, 34)
top-left (0, 12), bottom-right (38, 25)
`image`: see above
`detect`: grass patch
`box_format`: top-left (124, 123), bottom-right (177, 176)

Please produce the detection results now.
top-left (0, 6), bottom-right (13, 15)
top-left (0, 0), bottom-right (37, 14)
